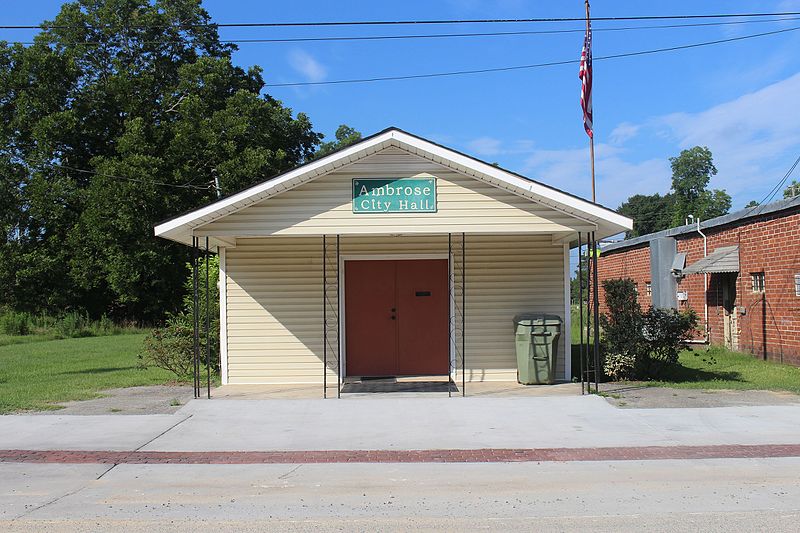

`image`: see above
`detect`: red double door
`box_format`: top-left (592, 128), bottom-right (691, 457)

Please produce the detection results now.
top-left (345, 259), bottom-right (449, 377)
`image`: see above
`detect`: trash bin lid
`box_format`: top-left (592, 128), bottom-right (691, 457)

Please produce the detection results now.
top-left (513, 313), bottom-right (563, 326)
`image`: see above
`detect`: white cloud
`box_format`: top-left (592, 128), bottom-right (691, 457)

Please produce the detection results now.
top-left (609, 122), bottom-right (640, 145)
top-left (521, 71), bottom-right (800, 209)
top-left (523, 144), bottom-right (669, 208)
top-left (287, 50), bottom-right (327, 83)
top-left (656, 71), bottom-right (800, 198)
top-left (467, 136), bottom-right (503, 156)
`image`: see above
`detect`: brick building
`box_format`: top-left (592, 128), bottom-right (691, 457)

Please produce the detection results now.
top-left (598, 196), bottom-right (800, 366)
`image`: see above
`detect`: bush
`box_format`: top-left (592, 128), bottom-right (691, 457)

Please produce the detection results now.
top-left (600, 278), bottom-right (697, 381)
top-left (56, 311), bottom-right (92, 338)
top-left (139, 256), bottom-right (220, 379)
top-left (139, 313), bottom-right (196, 379)
top-left (1, 311), bottom-right (33, 336)
top-left (642, 307), bottom-right (699, 374)
top-left (600, 279), bottom-right (646, 380)
top-left (603, 352), bottom-right (639, 381)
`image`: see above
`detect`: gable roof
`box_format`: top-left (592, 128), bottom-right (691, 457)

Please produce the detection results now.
top-left (155, 127), bottom-right (632, 247)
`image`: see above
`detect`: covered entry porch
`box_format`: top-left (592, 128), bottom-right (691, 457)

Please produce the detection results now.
top-left (215, 231), bottom-right (576, 399)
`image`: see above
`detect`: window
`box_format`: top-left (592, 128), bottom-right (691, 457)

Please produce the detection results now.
top-left (751, 272), bottom-right (765, 293)
top-left (645, 282), bottom-right (652, 297)
top-left (795, 274), bottom-right (800, 297)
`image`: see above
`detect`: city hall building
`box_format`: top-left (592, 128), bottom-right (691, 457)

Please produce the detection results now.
top-left (155, 128), bottom-right (630, 393)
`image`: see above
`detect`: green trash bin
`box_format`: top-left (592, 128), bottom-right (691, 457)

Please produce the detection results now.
top-left (513, 314), bottom-right (562, 385)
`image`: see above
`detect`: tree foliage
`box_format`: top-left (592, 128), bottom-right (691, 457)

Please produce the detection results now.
top-left (312, 124), bottom-right (363, 160)
top-left (785, 180), bottom-right (800, 199)
top-left (669, 146), bottom-right (731, 226)
top-left (615, 146), bottom-right (732, 237)
top-left (0, 0), bottom-right (323, 320)
top-left (617, 193), bottom-right (674, 238)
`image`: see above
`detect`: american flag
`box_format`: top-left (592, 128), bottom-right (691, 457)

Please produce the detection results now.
top-left (579, 19), bottom-right (593, 138)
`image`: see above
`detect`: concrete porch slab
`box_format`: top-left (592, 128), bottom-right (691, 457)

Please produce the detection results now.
top-left (212, 381), bottom-right (581, 400)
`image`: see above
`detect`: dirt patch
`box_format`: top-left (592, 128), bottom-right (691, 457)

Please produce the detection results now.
top-left (599, 383), bottom-right (800, 409)
top-left (33, 385), bottom-right (194, 415)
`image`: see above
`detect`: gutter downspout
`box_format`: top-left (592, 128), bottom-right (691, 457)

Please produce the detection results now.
top-left (695, 217), bottom-right (710, 344)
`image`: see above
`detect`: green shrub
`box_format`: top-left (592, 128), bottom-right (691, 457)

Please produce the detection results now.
top-left (600, 279), bottom-right (646, 380)
top-left (56, 311), bottom-right (92, 338)
top-left (1, 311), bottom-right (33, 336)
top-left (139, 313), bottom-right (196, 379)
top-left (603, 352), bottom-right (639, 381)
top-left (139, 256), bottom-right (220, 379)
top-left (642, 307), bottom-right (699, 374)
top-left (600, 278), bottom-right (697, 381)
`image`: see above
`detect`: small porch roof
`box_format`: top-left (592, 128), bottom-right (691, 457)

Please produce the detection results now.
top-left (155, 127), bottom-right (632, 248)
top-left (682, 245), bottom-right (740, 275)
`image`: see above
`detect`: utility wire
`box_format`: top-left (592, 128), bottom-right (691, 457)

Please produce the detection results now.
top-left (267, 25), bottom-right (800, 87)
top-left (46, 162), bottom-right (211, 190)
top-left (746, 154), bottom-right (800, 214)
top-left (2, 11), bottom-right (800, 29)
top-left (8, 16), bottom-right (800, 46)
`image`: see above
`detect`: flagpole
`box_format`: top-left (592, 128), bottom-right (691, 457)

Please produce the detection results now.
top-left (585, 0), bottom-right (596, 203)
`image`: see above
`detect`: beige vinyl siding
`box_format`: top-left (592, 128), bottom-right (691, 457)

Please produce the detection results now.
top-left (225, 234), bottom-right (565, 384)
top-left (197, 147), bottom-right (592, 237)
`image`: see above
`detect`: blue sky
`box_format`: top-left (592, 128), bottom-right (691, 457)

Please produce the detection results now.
top-left (5, 0), bottom-right (800, 212)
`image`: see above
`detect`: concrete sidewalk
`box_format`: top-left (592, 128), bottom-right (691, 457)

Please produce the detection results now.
top-left (2, 395), bottom-right (800, 453)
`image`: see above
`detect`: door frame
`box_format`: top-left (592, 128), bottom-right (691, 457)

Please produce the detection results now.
top-left (339, 253), bottom-right (454, 380)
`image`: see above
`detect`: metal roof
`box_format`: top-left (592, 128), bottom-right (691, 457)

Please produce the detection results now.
top-left (602, 195), bottom-right (800, 254)
top-left (682, 245), bottom-right (740, 275)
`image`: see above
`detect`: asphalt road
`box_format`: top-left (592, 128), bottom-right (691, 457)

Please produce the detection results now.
top-left (3, 458), bottom-right (800, 532)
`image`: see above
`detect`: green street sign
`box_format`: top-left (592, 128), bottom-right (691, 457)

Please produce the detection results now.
top-left (352, 178), bottom-right (437, 213)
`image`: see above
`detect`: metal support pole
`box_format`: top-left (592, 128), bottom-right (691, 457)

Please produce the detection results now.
top-left (323, 235), bottom-right (327, 399)
top-left (448, 233), bottom-right (452, 398)
top-left (461, 232), bottom-right (466, 397)
top-left (585, 234), bottom-right (593, 393)
top-left (578, 232), bottom-right (585, 395)
top-left (192, 237), bottom-right (199, 399)
top-left (205, 237), bottom-right (211, 399)
top-left (336, 235), bottom-right (341, 399)
top-left (592, 232), bottom-right (601, 393)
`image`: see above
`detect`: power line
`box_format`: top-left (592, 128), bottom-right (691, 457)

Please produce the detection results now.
top-left (267, 25), bottom-right (800, 87)
top-left (2, 11), bottom-right (800, 30)
top-left (46, 162), bottom-right (211, 190)
top-left (746, 154), bottom-right (800, 214)
top-left (8, 16), bottom-right (800, 46)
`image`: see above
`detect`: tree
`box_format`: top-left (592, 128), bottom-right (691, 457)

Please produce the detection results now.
top-left (745, 200), bottom-right (759, 208)
top-left (0, 0), bottom-right (321, 320)
top-left (617, 193), bottom-right (674, 238)
top-left (669, 146), bottom-right (731, 226)
top-left (312, 124), bottom-right (362, 160)
top-left (785, 180), bottom-right (800, 199)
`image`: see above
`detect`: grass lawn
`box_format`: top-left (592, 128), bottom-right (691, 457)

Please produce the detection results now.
top-left (649, 345), bottom-right (800, 394)
top-left (0, 333), bottom-right (177, 413)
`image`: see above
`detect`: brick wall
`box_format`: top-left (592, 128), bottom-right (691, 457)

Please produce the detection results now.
top-left (597, 208), bottom-right (800, 366)
top-left (596, 244), bottom-right (651, 316)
